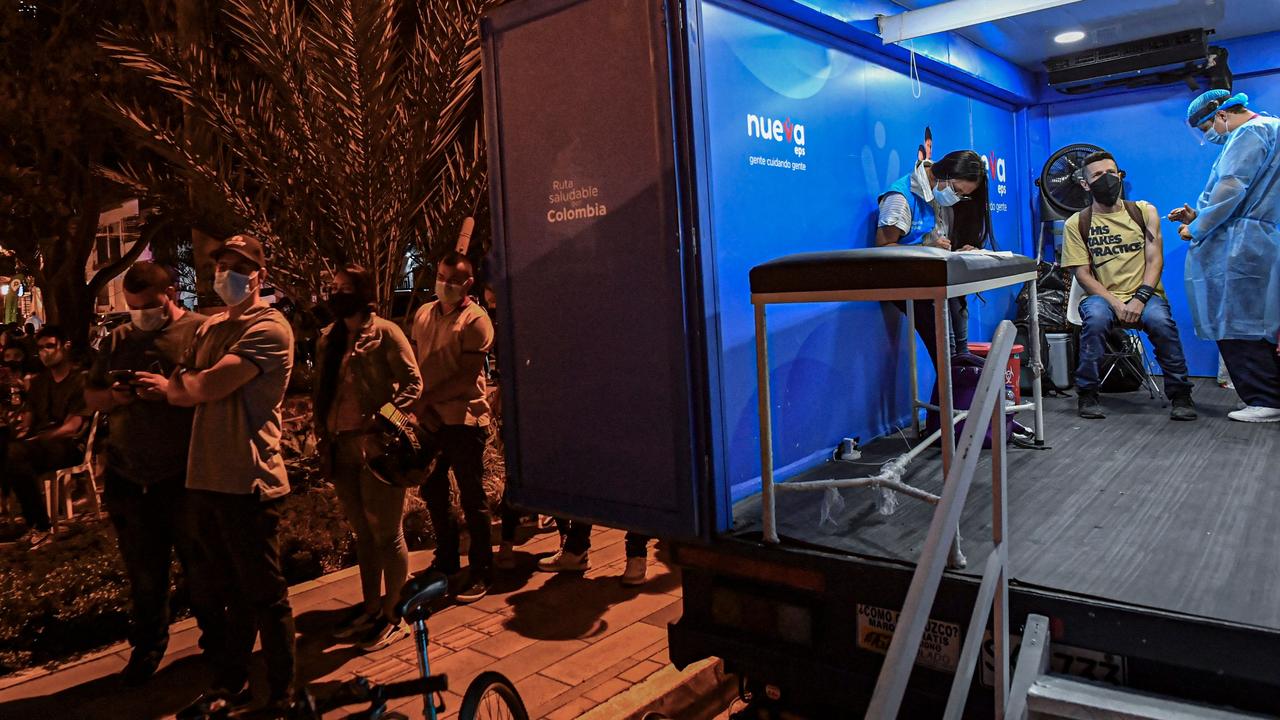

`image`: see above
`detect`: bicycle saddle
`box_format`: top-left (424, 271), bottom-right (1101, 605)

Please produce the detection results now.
top-left (397, 571), bottom-right (449, 622)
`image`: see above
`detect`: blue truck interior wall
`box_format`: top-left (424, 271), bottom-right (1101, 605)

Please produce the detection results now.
top-left (690, 0), bottom-right (1027, 510)
top-left (1033, 32), bottom-right (1280, 376)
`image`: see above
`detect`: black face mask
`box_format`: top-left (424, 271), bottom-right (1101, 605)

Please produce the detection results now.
top-left (1088, 172), bottom-right (1123, 206)
top-left (3, 360), bottom-right (21, 371)
top-left (326, 292), bottom-right (367, 319)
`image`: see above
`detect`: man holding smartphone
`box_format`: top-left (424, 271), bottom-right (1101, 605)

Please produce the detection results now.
top-left (135, 235), bottom-right (296, 717)
top-left (85, 262), bottom-right (217, 686)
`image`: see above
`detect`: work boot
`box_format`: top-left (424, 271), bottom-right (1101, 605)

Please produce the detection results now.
top-left (1077, 390), bottom-right (1105, 419)
top-left (1170, 394), bottom-right (1198, 421)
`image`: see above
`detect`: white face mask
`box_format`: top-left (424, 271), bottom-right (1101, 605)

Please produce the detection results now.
top-left (933, 183), bottom-right (962, 207)
top-left (214, 269), bottom-right (256, 306)
top-left (130, 305), bottom-right (169, 331)
top-left (435, 280), bottom-right (466, 306)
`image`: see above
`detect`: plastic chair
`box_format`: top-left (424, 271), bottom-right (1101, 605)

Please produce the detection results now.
top-left (43, 412), bottom-right (102, 532)
top-left (1066, 277), bottom-right (1164, 401)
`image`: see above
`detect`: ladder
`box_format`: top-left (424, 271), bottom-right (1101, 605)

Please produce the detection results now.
top-left (1008, 615), bottom-right (1270, 720)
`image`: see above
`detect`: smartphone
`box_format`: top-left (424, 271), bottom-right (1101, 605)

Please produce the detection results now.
top-left (109, 369), bottom-right (138, 385)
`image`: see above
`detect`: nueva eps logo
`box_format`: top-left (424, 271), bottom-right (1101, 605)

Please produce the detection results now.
top-left (747, 113), bottom-right (807, 157)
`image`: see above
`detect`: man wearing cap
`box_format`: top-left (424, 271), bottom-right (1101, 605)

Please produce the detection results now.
top-left (1171, 90), bottom-right (1280, 423)
top-left (136, 234), bottom-right (297, 716)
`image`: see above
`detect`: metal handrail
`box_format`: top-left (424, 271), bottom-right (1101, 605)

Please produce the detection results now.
top-left (865, 319), bottom-right (1016, 719)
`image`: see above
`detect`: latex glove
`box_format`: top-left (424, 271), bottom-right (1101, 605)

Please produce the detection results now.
top-left (1167, 204), bottom-right (1197, 223)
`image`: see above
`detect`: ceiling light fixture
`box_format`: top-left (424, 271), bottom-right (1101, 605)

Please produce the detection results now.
top-left (1055, 30), bottom-right (1086, 44)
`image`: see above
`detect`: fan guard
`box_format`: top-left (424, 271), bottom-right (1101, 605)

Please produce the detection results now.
top-left (1038, 143), bottom-right (1104, 219)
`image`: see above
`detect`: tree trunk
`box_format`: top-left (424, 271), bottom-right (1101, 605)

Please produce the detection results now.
top-left (43, 264), bottom-right (94, 353)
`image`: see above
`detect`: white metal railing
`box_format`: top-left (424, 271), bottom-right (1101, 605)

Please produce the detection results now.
top-left (864, 319), bottom-right (1016, 719)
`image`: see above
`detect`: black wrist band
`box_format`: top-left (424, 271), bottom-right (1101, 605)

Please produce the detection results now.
top-left (1134, 286), bottom-right (1155, 303)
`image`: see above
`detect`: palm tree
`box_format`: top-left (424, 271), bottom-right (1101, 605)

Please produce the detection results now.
top-left (101, 0), bottom-right (495, 310)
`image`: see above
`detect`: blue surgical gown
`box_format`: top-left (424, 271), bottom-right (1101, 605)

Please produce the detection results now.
top-left (1185, 116), bottom-right (1280, 342)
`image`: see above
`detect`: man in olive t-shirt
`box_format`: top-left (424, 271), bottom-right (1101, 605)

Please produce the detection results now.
top-left (137, 235), bottom-right (296, 716)
top-left (1062, 150), bottom-right (1194, 421)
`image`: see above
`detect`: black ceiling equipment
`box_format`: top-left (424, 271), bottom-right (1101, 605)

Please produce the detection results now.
top-left (1045, 29), bottom-right (1231, 95)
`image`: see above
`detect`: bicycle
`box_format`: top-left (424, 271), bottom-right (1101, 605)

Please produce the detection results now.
top-left (243, 570), bottom-right (525, 720)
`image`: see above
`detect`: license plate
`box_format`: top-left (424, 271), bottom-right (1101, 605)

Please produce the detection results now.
top-left (856, 603), bottom-right (962, 674)
top-left (980, 632), bottom-right (1126, 687)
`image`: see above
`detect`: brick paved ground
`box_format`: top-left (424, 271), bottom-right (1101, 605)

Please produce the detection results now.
top-left (0, 526), bottom-right (693, 719)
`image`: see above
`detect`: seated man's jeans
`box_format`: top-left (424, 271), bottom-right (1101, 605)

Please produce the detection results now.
top-left (1076, 295), bottom-right (1193, 397)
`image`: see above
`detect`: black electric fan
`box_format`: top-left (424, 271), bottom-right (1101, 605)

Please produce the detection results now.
top-left (1034, 143), bottom-right (1103, 260)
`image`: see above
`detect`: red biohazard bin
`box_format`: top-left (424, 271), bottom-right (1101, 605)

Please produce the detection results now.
top-left (967, 342), bottom-right (1023, 403)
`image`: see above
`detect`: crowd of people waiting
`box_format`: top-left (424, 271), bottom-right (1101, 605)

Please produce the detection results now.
top-left (0, 234), bottom-right (653, 718)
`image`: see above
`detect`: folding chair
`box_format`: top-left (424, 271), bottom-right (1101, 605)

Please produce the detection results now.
top-left (43, 412), bottom-right (103, 533)
top-left (1067, 278), bottom-right (1164, 402)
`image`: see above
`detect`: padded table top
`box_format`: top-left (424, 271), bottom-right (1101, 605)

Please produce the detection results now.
top-left (749, 246), bottom-right (1036, 295)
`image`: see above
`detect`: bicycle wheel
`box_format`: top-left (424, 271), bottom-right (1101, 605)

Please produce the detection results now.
top-left (459, 671), bottom-right (529, 720)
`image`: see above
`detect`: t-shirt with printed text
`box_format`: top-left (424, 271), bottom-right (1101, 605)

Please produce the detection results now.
top-left (1061, 200), bottom-right (1164, 302)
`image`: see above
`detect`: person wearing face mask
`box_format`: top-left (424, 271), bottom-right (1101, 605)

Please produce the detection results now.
top-left (410, 251), bottom-right (496, 603)
top-left (875, 149), bottom-right (995, 365)
top-left (312, 265), bottom-right (422, 651)
top-left (82, 262), bottom-right (220, 685)
top-left (1168, 90), bottom-right (1280, 423)
top-left (133, 234), bottom-right (297, 717)
top-left (1061, 151), bottom-right (1195, 421)
top-left (0, 326), bottom-right (90, 548)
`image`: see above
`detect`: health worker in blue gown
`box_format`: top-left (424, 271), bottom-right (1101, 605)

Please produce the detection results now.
top-left (1170, 90), bottom-right (1280, 423)
top-left (875, 149), bottom-right (994, 365)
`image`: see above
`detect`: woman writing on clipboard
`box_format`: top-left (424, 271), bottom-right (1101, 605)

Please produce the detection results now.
top-left (875, 149), bottom-right (995, 363)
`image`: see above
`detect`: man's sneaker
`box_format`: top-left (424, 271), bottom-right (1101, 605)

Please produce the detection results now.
top-left (537, 548), bottom-right (589, 573)
top-left (620, 557), bottom-right (648, 587)
top-left (1077, 391), bottom-right (1105, 419)
top-left (176, 685), bottom-right (250, 719)
top-left (415, 564), bottom-right (465, 592)
top-left (355, 617), bottom-right (407, 651)
top-left (333, 609), bottom-right (378, 641)
top-left (1228, 405), bottom-right (1280, 423)
top-left (121, 648), bottom-right (165, 687)
top-left (453, 577), bottom-right (490, 604)
top-left (495, 542), bottom-right (516, 569)
top-left (1170, 395), bottom-right (1198, 421)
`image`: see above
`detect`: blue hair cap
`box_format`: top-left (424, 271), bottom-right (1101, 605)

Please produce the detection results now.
top-left (1187, 89), bottom-right (1249, 126)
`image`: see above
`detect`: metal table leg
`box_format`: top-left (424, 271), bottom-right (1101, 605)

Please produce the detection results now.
top-left (755, 303), bottom-right (778, 544)
top-left (908, 298), bottom-right (920, 438)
